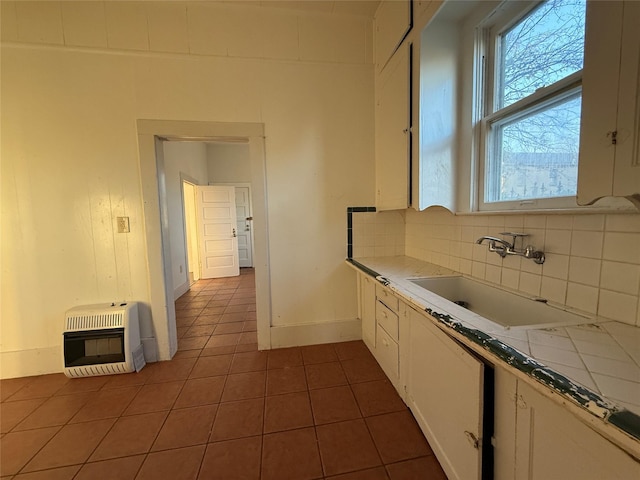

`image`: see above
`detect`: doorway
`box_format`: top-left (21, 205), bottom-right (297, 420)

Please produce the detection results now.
top-left (137, 120), bottom-right (271, 360)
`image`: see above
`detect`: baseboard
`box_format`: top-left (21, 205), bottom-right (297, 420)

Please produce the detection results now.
top-left (174, 281), bottom-right (190, 300)
top-left (0, 346), bottom-right (62, 379)
top-left (269, 318), bottom-right (362, 349)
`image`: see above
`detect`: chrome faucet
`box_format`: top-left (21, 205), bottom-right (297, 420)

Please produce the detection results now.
top-left (476, 232), bottom-right (545, 264)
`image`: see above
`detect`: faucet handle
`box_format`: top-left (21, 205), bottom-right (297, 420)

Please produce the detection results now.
top-left (499, 232), bottom-right (529, 238)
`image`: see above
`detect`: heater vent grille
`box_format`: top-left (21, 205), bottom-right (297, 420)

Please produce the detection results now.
top-left (65, 312), bottom-right (124, 331)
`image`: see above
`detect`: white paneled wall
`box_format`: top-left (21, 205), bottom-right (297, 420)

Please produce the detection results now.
top-left (1, 1), bottom-right (373, 64)
top-left (404, 208), bottom-right (640, 327)
top-left (1, 1), bottom-right (375, 377)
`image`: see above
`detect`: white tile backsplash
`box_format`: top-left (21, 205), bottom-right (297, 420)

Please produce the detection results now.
top-left (355, 210), bottom-right (640, 326)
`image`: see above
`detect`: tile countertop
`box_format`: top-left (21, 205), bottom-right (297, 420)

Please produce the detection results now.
top-left (347, 256), bottom-right (640, 458)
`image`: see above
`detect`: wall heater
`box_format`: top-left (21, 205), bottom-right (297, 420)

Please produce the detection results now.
top-left (63, 302), bottom-right (145, 378)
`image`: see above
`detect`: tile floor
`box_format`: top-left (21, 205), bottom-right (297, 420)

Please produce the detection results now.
top-left (0, 268), bottom-right (447, 479)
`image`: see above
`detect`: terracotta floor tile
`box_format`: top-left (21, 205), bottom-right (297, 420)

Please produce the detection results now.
top-left (224, 304), bottom-right (250, 314)
top-left (199, 436), bottom-right (262, 480)
top-left (13, 464), bottom-right (81, 479)
top-left (0, 398), bottom-right (46, 433)
top-left (235, 343), bottom-right (258, 353)
top-left (200, 345), bottom-right (236, 357)
top-left (177, 326), bottom-right (190, 338)
top-left (23, 418), bottom-right (115, 472)
top-left (264, 392), bottom-right (314, 433)
top-left (205, 333), bottom-right (241, 349)
top-left (301, 344), bottom-right (339, 365)
top-left (243, 320), bottom-right (257, 332)
top-left (176, 316), bottom-right (197, 328)
top-left (145, 357), bottom-right (197, 384)
top-left (152, 404), bottom-right (217, 451)
top-left (221, 371), bottom-right (266, 402)
top-left (218, 313), bottom-right (246, 324)
top-left (75, 455), bottom-right (145, 480)
top-left (316, 419), bottom-right (382, 476)
top-left (326, 467), bottom-right (390, 480)
top-left (184, 324), bottom-right (215, 338)
top-left (267, 348), bottom-right (303, 370)
top-left (89, 411), bottom-right (167, 461)
top-left (54, 376), bottom-right (110, 396)
top-left (366, 411), bottom-right (432, 464)
top-left (174, 376), bottom-right (225, 408)
top-left (228, 297), bottom-right (255, 306)
top-left (0, 377), bottom-right (34, 402)
top-left (101, 370), bottom-right (153, 390)
top-left (266, 366), bottom-right (308, 396)
top-left (178, 308), bottom-right (204, 318)
top-left (230, 351), bottom-right (268, 374)
top-left (178, 336), bottom-right (209, 351)
top-left (70, 387), bottom-right (140, 423)
top-left (189, 355), bottom-right (233, 379)
top-left (7, 374), bottom-right (70, 401)
top-left (193, 314), bottom-right (222, 325)
top-left (341, 358), bottom-right (387, 384)
top-left (261, 427), bottom-right (323, 480)
top-left (209, 398), bottom-right (264, 442)
top-left (305, 362), bottom-right (348, 390)
top-left (208, 300), bottom-right (229, 308)
top-left (214, 323), bottom-right (245, 335)
top-left (15, 393), bottom-right (91, 431)
top-left (309, 386), bottom-right (362, 425)
top-left (386, 456), bottom-right (447, 480)
top-left (334, 341), bottom-right (374, 362)
top-left (350, 380), bottom-right (406, 417)
top-left (0, 426), bottom-right (60, 476)
top-left (238, 331), bottom-right (258, 345)
top-left (136, 445), bottom-right (205, 480)
top-left (173, 349), bottom-right (201, 360)
top-left (123, 381), bottom-right (184, 416)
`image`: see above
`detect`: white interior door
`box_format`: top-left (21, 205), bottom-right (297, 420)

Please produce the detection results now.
top-left (196, 185), bottom-right (239, 278)
top-left (235, 186), bottom-right (253, 268)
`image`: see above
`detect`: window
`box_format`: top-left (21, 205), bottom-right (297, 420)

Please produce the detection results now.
top-left (477, 0), bottom-right (587, 210)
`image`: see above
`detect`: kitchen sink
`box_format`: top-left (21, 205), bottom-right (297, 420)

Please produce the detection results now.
top-left (409, 276), bottom-right (591, 329)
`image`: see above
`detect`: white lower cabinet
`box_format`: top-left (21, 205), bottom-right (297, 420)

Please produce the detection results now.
top-left (358, 272), bottom-right (376, 351)
top-left (407, 307), bottom-right (486, 480)
top-left (355, 272), bottom-right (640, 479)
top-left (514, 381), bottom-right (640, 480)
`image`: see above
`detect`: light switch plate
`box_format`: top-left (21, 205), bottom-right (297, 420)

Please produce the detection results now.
top-left (117, 216), bottom-right (130, 233)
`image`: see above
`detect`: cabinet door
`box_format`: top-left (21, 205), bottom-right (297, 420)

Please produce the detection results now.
top-left (375, 43), bottom-right (411, 211)
top-left (375, 0), bottom-right (412, 71)
top-left (612, 1), bottom-right (640, 199)
top-left (578, 1), bottom-right (640, 205)
top-left (407, 309), bottom-right (484, 480)
top-left (514, 381), bottom-right (640, 479)
top-left (360, 273), bottom-right (377, 351)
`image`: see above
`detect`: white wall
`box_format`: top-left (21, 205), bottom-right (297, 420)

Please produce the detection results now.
top-left (163, 141), bottom-right (209, 298)
top-left (0, 1), bottom-right (375, 377)
top-left (207, 143), bottom-right (251, 184)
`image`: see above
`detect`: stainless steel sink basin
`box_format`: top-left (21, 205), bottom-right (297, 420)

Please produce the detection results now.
top-left (409, 276), bottom-right (591, 329)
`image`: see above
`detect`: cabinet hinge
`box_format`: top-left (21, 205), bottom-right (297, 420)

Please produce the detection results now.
top-left (608, 130), bottom-right (618, 145)
top-left (464, 431), bottom-right (480, 449)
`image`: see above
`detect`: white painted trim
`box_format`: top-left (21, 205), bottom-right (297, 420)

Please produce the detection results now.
top-left (1, 346), bottom-right (62, 378)
top-left (269, 319), bottom-right (362, 349)
top-left (174, 280), bottom-right (190, 300)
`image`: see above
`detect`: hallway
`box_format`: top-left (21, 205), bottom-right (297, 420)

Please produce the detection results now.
top-left (0, 268), bottom-right (446, 479)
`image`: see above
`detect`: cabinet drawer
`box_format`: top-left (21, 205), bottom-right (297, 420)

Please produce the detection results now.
top-left (376, 300), bottom-right (399, 341)
top-left (376, 284), bottom-right (399, 312)
top-left (376, 324), bottom-right (399, 379)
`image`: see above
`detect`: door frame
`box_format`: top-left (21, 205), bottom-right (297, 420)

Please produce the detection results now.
top-left (180, 175), bottom-right (199, 287)
top-left (137, 120), bottom-right (272, 360)
top-left (211, 182), bottom-right (255, 269)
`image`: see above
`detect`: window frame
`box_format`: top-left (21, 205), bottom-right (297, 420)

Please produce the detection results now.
top-left (475, 0), bottom-right (587, 212)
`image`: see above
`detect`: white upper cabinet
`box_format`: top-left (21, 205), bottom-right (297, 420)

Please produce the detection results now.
top-left (375, 43), bottom-right (411, 211)
top-left (578, 1), bottom-right (640, 207)
top-left (374, 0), bottom-right (412, 71)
